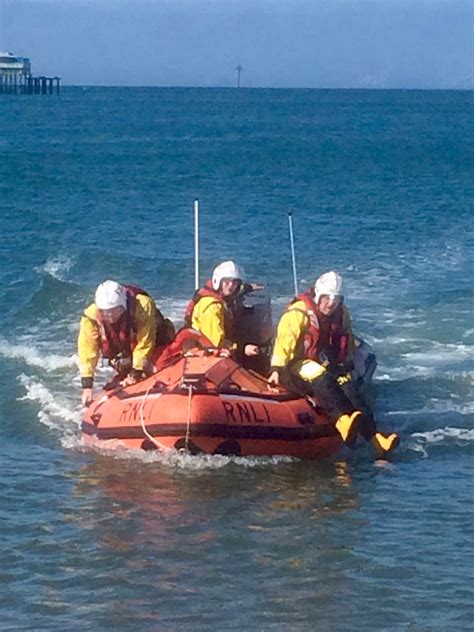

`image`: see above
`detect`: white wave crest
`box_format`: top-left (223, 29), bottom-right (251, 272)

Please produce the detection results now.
top-left (376, 364), bottom-right (437, 380)
top-left (36, 255), bottom-right (74, 281)
top-left (18, 374), bottom-right (82, 437)
top-left (82, 438), bottom-right (295, 469)
top-left (0, 339), bottom-right (76, 371)
top-left (376, 340), bottom-right (474, 381)
top-left (400, 343), bottom-right (474, 365)
top-left (429, 399), bottom-right (474, 415)
top-left (411, 426), bottom-right (474, 444)
top-left (386, 396), bottom-right (474, 417)
top-left (443, 370), bottom-right (474, 384)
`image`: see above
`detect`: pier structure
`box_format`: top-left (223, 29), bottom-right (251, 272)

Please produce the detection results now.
top-left (0, 51), bottom-right (60, 95)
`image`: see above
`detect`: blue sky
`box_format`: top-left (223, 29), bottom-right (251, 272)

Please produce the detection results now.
top-left (1, 0), bottom-right (472, 88)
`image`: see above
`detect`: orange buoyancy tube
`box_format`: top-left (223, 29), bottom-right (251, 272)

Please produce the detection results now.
top-left (81, 353), bottom-right (342, 459)
top-left (290, 289), bottom-right (349, 366)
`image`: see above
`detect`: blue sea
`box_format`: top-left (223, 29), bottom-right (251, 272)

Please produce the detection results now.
top-left (0, 87), bottom-right (473, 631)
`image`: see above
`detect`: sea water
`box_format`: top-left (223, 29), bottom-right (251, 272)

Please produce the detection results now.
top-left (0, 87), bottom-right (472, 631)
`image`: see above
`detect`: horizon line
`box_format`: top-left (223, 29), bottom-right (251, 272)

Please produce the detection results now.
top-left (58, 84), bottom-right (474, 92)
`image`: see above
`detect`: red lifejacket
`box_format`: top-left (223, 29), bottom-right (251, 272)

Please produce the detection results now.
top-left (289, 289), bottom-right (349, 366)
top-left (96, 284), bottom-right (148, 361)
top-left (153, 327), bottom-right (215, 372)
top-left (184, 280), bottom-right (234, 340)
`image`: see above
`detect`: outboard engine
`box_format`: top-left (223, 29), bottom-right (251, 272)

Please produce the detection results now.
top-left (352, 338), bottom-right (377, 390)
top-left (231, 284), bottom-right (273, 374)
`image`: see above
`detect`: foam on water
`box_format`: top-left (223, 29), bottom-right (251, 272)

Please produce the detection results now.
top-left (80, 439), bottom-right (296, 470)
top-left (444, 369), bottom-right (474, 383)
top-left (35, 255), bottom-right (74, 281)
top-left (399, 342), bottom-right (474, 365)
top-left (375, 336), bottom-right (474, 382)
top-left (411, 426), bottom-right (474, 445)
top-left (376, 365), bottom-right (437, 379)
top-left (402, 426), bottom-right (474, 460)
top-left (0, 338), bottom-right (77, 371)
top-left (429, 398), bottom-right (474, 415)
top-left (18, 374), bottom-right (81, 441)
top-left (386, 402), bottom-right (474, 418)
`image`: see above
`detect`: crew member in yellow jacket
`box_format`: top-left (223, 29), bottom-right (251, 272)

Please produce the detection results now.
top-left (268, 271), bottom-right (399, 457)
top-left (184, 260), bottom-right (261, 361)
top-left (78, 280), bottom-right (160, 407)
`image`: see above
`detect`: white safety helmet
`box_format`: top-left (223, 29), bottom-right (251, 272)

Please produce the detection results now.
top-left (95, 280), bottom-right (127, 310)
top-left (212, 260), bottom-right (245, 291)
top-left (314, 271), bottom-right (343, 303)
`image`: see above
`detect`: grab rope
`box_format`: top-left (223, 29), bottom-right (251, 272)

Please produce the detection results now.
top-left (185, 384), bottom-right (193, 451)
top-left (139, 382), bottom-right (168, 451)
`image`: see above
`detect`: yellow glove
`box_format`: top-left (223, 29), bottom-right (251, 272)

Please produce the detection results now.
top-left (336, 372), bottom-right (352, 386)
top-left (297, 360), bottom-right (326, 382)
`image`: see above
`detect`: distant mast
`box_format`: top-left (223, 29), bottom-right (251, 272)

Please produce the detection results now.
top-left (235, 64), bottom-right (243, 88)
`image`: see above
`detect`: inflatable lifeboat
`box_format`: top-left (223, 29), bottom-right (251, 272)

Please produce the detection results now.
top-left (82, 280), bottom-right (376, 460)
top-left (82, 334), bottom-right (376, 459)
top-left (82, 349), bottom-right (344, 460)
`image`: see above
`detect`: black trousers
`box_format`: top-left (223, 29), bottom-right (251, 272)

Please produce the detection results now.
top-left (338, 378), bottom-right (376, 440)
top-left (283, 370), bottom-right (376, 441)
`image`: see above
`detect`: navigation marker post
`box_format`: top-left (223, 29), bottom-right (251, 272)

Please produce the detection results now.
top-left (235, 65), bottom-right (243, 88)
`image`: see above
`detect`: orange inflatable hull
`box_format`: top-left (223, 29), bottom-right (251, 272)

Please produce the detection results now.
top-left (82, 354), bottom-right (342, 459)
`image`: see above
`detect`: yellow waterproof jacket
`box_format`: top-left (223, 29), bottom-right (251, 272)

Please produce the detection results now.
top-left (78, 293), bottom-right (157, 379)
top-left (191, 295), bottom-right (234, 348)
top-left (270, 300), bottom-right (354, 369)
